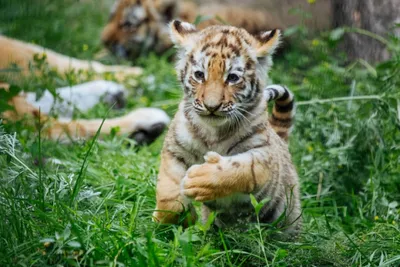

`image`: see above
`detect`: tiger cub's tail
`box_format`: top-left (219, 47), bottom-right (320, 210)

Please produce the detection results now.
top-left (264, 85), bottom-right (295, 141)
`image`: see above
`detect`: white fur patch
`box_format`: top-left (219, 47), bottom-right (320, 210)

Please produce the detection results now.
top-left (264, 84), bottom-right (294, 102)
top-left (25, 80), bottom-right (126, 119)
top-left (125, 107), bottom-right (170, 131)
top-left (131, 6), bottom-right (146, 21)
top-left (110, 0), bottom-right (121, 15)
top-left (180, 21), bottom-right (197, 32)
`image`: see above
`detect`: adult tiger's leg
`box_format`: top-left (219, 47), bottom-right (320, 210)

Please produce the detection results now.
top-left (2, 84), bottom-right (170, 144)
top-left (0, 36), bottom-right (142, 80)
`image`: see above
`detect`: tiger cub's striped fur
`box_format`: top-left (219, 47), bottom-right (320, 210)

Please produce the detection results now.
top-left (153, 21), bottom-right (301, 234)
top-left (264, 85), bottom-right (295, 141)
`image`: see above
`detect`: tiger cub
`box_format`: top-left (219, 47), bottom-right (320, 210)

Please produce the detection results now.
top-left (153, 21), bottom-right (301, 234)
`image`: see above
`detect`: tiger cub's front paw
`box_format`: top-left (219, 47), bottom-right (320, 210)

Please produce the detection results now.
top-left (181, 152), bottom-right (231, 202)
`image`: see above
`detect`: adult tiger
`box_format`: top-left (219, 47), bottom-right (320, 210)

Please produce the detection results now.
top-left (0, 36), bottom-right (169, 144)
top-left (101, 0), bottom-right (282, 59)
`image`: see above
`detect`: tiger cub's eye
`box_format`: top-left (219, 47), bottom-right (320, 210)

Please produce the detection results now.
top-left (227, 73), bottom-right (239, 83)
top-left (194, 71), bottom-right (205, 80)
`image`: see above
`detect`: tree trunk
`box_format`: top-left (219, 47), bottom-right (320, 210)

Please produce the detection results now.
top-left (332, 0), bottom-right (400, 62)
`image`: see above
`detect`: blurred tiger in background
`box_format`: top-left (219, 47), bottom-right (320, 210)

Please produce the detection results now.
top-left (101, 0), bottom-right (332, 60)
top-left (0, 36), bottom-right (170, 144)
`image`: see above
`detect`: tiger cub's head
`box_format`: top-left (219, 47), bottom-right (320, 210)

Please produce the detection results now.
top-left (170, 20), bottom-right (280, 125)
top-left (102, 0), bottom-right (179, 59)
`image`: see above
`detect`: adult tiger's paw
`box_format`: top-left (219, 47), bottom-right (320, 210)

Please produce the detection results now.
top-left (181, 152), bottom-right (230, 202)
top-left (121, 108), bottom-right (170, 145)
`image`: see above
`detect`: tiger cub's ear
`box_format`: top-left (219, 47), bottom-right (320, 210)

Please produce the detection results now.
top-left (169, 20), bottom-right (198, 47)
top-left (253, 29), bottom-right (281, 57)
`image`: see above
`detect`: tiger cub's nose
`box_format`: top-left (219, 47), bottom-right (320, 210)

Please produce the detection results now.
top-left (204, 103), bottom-right (222, 113)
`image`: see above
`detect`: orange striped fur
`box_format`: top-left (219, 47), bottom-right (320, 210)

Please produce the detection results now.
top-left (264, 85), bottom-right (295, 141)
top-left (101, 0), bottom-right (282, 59)
top-left (0, 36), bottom-right (170, 144)
top-left (153, 21), bottom-right (301, 235)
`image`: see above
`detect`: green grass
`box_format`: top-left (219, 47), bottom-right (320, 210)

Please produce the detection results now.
top-left (1, 0), bottom-right (400, 266)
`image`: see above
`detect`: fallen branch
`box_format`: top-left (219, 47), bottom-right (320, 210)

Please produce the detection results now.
top-left (297, 95), bottom-right (382, 106)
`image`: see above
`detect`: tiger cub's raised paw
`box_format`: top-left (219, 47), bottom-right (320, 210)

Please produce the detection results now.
top-left (181, 152), bottom-right (232, 202)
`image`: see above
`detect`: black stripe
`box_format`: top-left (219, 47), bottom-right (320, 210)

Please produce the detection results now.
top-left (250, 141), bottom-right (270, 150)
top-left (254, 80), bottom-right (260, 97)
top-left (183, 110), bottom-right (209, 146)
top-left (279, 88), bottom-right (290, 101)
top-left (245, 79), bottom-right (257, 102)
top-left (270, 120), bottom-right (292, 132)
top-left (236, 91), bottom-right (247, 102)
top-left (246, 93), bottom-right (263, 114)
top-left (184, 85), bottom-right (191, 95)
top-left (250, 153), bottom-right (257, 192)
top-left (259, 198), bottom-right (280, 223)
top-left (226, 123), bottom-right (265, 154)
top-left (201, 43), bottom-right (211, 52)
top-left (259, 176), bottom-right (284, 223)
top-left (189, 54), bottom-right (196, 65)
top-left (269, 91), bottom-right (274, 100)
top-left (227, 132), bottom-right (254, 155)
top-left (270, 88), bottom-right (279, 99)
top-left (271, 113), bottom-right (292, 123)
top-left (259, 29), bottom-right (276, 43)
top-left (275, 101), bottom-right (294, 113)
top-left (245, 59), bottom-right (253, 70)
top-left (181, 62), bottom-right (189, 92)
top-left (174, 20), bottom-right (196, 35)
top-left (276, 131), bottom-right (288, 138)
top-left (166, 148), bottom-right (189, 168)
